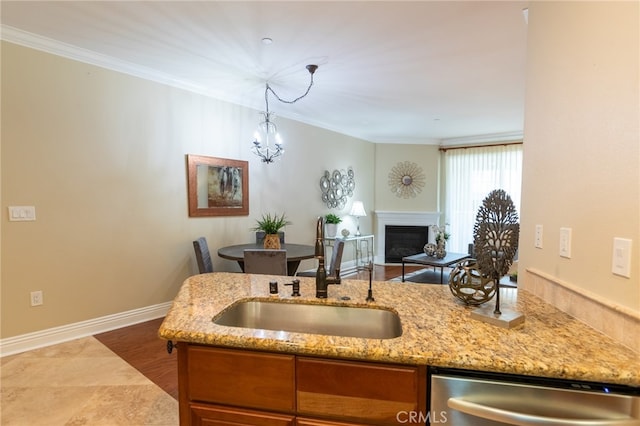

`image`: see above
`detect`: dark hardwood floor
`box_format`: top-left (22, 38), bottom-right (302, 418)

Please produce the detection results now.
top-left (94, 317), bottom-right (179, 400)
top-left (94, 264), bottom-right (422, 400)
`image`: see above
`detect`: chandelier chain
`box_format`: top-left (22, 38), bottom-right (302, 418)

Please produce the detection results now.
top-left (264, 73), bottom-right (315, 113)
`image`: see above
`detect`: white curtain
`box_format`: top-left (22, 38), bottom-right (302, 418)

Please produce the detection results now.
top-left (443, 144), bottom-right (523, 254)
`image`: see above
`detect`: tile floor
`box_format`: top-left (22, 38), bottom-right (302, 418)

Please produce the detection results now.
top-left (1, 336), bottom-right (178, 426)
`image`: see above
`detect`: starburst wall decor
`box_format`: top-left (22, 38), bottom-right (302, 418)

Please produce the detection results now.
top-left (388, 161), bottom-right (426, 198)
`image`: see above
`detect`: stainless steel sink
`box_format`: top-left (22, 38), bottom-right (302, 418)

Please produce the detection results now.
top-left (213, 300), bottom-right (402, 339)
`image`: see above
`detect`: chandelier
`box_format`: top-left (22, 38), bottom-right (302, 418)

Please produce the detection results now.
top-left (251, 64), bottom-right (318, 163)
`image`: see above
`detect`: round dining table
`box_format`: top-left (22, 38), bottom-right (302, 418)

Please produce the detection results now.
top-left (217, 243), bottom-right (315, 276)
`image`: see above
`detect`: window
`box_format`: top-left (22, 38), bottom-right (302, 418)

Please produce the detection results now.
top-left (443, 144), bottom-right (523, 253)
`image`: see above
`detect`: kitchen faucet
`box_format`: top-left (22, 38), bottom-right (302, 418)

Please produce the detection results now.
top-left (315, 217), bottom-right (341, 298)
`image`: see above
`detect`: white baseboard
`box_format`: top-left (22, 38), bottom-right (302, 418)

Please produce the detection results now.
top-left (0, 302), bottom-right (172, 357)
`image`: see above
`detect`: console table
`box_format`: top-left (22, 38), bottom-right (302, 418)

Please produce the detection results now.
top-left (325, 234), bottom-right (374, 274)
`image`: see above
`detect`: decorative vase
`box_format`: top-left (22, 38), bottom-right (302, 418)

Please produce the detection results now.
top-left (435, 240), bottom-right (447, 259)
top-left (424, 243), bottom-right (437, 256)
top-left (326, 223), bottom-right (338, 238)
top-left (263, 234), bottom-right (281, 249)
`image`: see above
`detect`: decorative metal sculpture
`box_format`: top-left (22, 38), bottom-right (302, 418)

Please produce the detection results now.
top-left (473, 189), bottom-right (520, 315)
top-left (320, 167), bottom-right (355, 209)
top-left (388, 161), bottom-right (426, 198)
top-left (449, 259), bottom-right (497, 305)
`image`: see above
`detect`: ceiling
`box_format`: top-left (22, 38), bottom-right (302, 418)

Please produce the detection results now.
top-left (1, 1), bottom-right (529, 145)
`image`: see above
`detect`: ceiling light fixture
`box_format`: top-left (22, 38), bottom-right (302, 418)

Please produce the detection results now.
top-left (251, 64), bottom-right (318, 164)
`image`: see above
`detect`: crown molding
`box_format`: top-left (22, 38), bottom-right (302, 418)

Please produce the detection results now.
top-left (1, 25), bottom-right (208, 95)
top-left (440, 131), bottom-right (524, 147)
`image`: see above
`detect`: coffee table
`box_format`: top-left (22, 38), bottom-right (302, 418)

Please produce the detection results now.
top-left (401, 252), bottom-right (471, 283)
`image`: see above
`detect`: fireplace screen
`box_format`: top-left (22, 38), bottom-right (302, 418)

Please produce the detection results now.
top-left (385, 225), bottom-right (429, 263)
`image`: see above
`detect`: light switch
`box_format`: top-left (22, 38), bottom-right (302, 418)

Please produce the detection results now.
top-left (559, 227), bottom-right (572, 258)
top-left (8, 206), bottom-right (36, 221)
top-left (612, 238), bottom-right (632, 278)
top-left (534, 224), bottom-right (543, 249)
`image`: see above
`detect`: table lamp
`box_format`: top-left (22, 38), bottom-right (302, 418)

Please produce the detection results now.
top-left (349, 201), bottom-right (367, 236)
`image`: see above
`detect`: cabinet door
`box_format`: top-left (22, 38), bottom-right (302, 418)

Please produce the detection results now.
top-left (190, 403), bottom-right (295, 426)
top-left (185, 346), bottom-right (295, 412)
top-left (297, 357), bottom-right (426, 424)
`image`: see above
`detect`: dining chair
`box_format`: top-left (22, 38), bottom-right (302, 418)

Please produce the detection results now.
top-left (193, 237), bottom-right (213, 274)
top-left (243, 249), bottom-right (288, 276)
top-left (297, 238), bottom-right (345, 279)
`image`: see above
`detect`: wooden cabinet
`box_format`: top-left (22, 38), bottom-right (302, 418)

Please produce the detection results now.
top-left (185, 346), bottom-right (295, 412)
top-left (297, 358), bottom-right (424, 424)
top-left (178, 344), bottom-right (426, 426)
top-left (189, 403), bottom-right (295, 426)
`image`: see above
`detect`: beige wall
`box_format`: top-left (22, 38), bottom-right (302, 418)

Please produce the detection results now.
top-left (374, 144), bottom-right (440, 212)
top-left (519, 2), bottom-right (639, 311)
top-left (3, 0), bottom-right (638, 342)
top-left (1, 42), bottom-right (375, 337)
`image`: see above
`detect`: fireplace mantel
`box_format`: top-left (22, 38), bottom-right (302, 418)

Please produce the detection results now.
top-left (374, 211), bottom-right (440, 264)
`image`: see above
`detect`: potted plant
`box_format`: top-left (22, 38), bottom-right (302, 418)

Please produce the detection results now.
top-left (252, 213), bottom-right (291, 249)
top-left (324, 213), bottom-right (342, 238)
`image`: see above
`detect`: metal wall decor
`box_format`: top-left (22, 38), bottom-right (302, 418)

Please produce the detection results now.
top-left (388, 161), bottom-right (426, 198)
top-left (473, 189), bottom-right (520, 314)
top-left (320, 167), bottom-right (355, 209)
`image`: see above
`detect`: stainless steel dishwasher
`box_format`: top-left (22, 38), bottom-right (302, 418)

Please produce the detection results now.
top-left (429, 367), bottom-right (640, 425)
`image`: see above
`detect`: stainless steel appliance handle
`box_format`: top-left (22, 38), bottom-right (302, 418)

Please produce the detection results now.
top-left (448, 397), bottom-right (640, 426)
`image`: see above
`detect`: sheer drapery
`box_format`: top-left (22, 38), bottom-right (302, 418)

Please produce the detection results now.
top-left (443, 144), bottom-right (523, 254)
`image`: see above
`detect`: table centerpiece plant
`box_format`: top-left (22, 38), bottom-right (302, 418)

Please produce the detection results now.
top-left (252, 213), bottom-right (291, 249)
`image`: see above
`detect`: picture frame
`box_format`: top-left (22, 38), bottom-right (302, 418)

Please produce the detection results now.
top-left (187, 154), bottom-right (249, 217)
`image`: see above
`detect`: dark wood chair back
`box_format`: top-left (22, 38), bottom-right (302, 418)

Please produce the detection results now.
top-left (296, 238), bottom-right (345, 278)
top-left (328, 238), bottom-right (345, 278)
top-left (193, 237), bottom-right (213, 274)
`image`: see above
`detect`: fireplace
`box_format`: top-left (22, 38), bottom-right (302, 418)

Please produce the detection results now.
top-left (374, 211), bottom-right (440, 264)
top-left (385, 226), bottom-right (429, 263)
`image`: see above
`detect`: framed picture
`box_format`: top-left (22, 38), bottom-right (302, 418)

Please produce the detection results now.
top-left (187, 154), bottom-right (249, 217)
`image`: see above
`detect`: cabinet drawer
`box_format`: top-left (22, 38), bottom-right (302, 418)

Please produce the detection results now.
top-left (296, 357), bottom-right (424, 423)
top-left (296, 417), bottom-right (370, 426)
top-left (190, 402), bottom-right (295, 426)
top-left (187, 346), bottom-right (295, 412)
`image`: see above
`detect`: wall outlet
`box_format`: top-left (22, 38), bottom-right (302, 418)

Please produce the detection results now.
top-left (534, 224), bottom-right (543, 249)
top-left (612, 238), bottom-right (632, 278)
top-left (559, 227), bottom-right (572, 258)
top-left (30, 290), bottom-right (43, 306)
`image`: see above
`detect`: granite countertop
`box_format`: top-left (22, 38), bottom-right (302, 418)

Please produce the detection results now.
top-left (159, 272), bottom-right (640, 386)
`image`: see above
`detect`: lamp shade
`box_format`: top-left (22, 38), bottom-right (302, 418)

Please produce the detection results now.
top-left (350, 201), bottom-right (367, 217)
